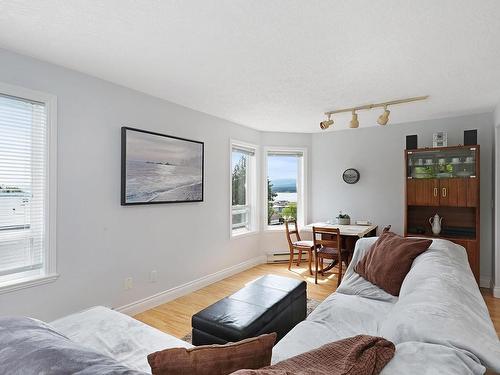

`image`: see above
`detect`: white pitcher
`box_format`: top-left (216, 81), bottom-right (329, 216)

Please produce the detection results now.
top-left (429, 214), bottom-right (443, 235)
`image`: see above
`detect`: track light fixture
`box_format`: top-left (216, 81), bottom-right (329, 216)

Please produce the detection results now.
top-left (320, 95), bottom-right (428, 130)
top-left (319, 114), bottom-right (334, 130)
top-left (350, 111), bottom-right (359, 128)
top-left (377, 106), bottom-right (390, 126)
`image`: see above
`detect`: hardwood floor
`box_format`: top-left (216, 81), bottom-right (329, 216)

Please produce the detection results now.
top-left (134, 262), bottom-right (336, 338)
top-left (482, 288), bottom-right (500, 337)
top-left (134, 262), bottom-right (500, 339)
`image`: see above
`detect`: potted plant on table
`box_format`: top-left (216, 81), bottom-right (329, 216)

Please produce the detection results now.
top-left (336, 211), bottom-right (350, 225)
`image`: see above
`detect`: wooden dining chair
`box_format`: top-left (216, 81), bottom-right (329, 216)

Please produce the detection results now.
top-left (285, 220), bottom-right (315, 275)
top-left (312, 226), bottom-right (350, 286)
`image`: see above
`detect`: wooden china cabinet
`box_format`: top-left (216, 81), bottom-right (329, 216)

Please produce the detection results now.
top-left (404, 145), bottom-right (480, 282)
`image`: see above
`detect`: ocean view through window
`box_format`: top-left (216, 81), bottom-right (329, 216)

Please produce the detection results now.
top-left (266, 150), bottom-right (304, 227)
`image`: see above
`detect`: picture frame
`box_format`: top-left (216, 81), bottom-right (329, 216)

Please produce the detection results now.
top-left (432, 131), bottom-right (448, 148)
top-left (121, 127), bottom-right (204, 205)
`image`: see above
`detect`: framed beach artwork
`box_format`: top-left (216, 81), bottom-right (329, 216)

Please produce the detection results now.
top-left (121, 127), bottom-right (204, 205)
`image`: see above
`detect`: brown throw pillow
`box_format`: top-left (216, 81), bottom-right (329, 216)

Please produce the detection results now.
top-left (354, 231), bottom-right (432, 296)
top-left (147, 333), bottom-right (276, 375)
top-left (231, 335), bottom-right (395, 375)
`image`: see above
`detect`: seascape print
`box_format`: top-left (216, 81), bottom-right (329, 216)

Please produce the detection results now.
top-left (122, 128), bottom-right (203, 204)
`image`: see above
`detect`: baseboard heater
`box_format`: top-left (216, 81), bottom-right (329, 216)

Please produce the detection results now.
top-left (266, 252), bottom-right (291, 263)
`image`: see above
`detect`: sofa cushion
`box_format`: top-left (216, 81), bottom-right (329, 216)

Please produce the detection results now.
top-left (354, 231), bottom-right (432, 296)
top-left (336, 237), bottom-right (397, 303)
top-left (271, 292), bottom-right (394, 364)
top-left (0, 316), bottom-right (146, 375)
top-left (50, 306), bottom-right (192, 373)
top-left (147, 333), bottom-right (276, 375)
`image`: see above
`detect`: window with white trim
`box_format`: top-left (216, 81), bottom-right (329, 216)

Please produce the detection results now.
top-left (0, 87), bottom-right (57, 290)
top-left (265, 149), bottom-right (305, 229)
top-left (230, 142), bottom-right (258, 236)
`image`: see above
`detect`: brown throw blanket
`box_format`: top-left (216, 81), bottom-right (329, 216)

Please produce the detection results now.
top-left (231, 335), bottom-right (395, 375)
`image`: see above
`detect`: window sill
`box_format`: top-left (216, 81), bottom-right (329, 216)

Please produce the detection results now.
top-left (0, 273), bottom-right (59, 295)
top-left (264, 226), bottom-right (286, 232)
top-left (231, 229), bottom-right (259, 239)
top-left (264, 224), bottom-right (305, 232)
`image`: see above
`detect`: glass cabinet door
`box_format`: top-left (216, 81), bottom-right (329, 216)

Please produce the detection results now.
top-left (407, 147), bottom-right (477, 179)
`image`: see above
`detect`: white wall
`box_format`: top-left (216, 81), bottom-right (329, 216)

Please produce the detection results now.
top-left (311, 113), bottom-right (495, 285)
top-left (0, 48), bottom-right (264, 321)
top-left (0, 47), bottom-right (497, 321)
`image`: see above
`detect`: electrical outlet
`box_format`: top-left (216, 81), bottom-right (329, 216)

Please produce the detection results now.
top-left (124, 277), bottom-right (133, 290)
top-left (149, 270), bottom-right (158, 283)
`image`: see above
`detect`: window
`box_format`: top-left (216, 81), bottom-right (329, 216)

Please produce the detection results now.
top-left (230, 141), bottom-right (258, 236)
top-left (265, 149), bottom-right (305, 229)
top-left (0, 83), bottom-right (57, 292)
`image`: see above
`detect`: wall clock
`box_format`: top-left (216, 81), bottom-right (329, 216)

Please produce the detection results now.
top-left (342, 168), bottom-right (360, 184)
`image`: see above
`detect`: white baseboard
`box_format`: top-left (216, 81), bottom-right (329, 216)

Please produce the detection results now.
top-left (480, 277), bottom-right (492, 289)
top-left (115, 255), bottom-right (267, 316)
top-left (493, 284), bottom-right (500, 299)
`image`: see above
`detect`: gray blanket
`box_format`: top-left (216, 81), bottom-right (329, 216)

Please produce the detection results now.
top-left (0, 316), bottom-right (147, 374)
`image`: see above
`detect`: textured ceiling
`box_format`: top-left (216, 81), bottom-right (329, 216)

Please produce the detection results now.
top-left (0, 0), bottom-right (499, 132)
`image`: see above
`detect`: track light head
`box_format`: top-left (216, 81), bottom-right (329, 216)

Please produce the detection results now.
top-left (319, 119), bottom-right (334, 130)
top-left (320, 115), bottom-right (334, 130)
top-left (377, 107), bottom-right (390, 126)
top-left (349, 111), bottom-right (359, 128)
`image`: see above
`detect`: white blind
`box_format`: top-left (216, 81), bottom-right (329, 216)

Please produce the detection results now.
top-left (267, 150), bottom-right (303, 157)
top-left (232, 145), bottom-right (255, 156)
top-left (0, 94), bottom-right (46, 279)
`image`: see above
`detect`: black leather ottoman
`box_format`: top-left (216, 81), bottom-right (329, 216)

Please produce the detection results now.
top-left (191, 274), bottom-right (306, 346)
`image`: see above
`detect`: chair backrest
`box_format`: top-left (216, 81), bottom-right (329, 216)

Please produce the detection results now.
top-left (312, 226), bottom-right (340, 249)
top-left (285, 219), bottom-right (301, 246)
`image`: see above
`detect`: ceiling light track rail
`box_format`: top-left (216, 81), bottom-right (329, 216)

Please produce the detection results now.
top-left (320, 95), bottom-right (429, 129)
top-left (324, 95), bottom-right (428, 116)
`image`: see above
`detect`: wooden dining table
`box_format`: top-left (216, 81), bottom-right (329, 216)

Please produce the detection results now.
top-left (305, 222), bottom-right (378, 239)
top-left (303, 223), bottom-right (378, 273)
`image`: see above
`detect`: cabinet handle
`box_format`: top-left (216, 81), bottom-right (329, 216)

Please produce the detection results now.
top-left (442, 188), bottom-right (447, 197)
top-left (433, 187), bottom-right (438, 197)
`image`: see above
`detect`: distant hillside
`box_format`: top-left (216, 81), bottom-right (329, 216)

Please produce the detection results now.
top-left (271, 178), bottom-right (296, 193)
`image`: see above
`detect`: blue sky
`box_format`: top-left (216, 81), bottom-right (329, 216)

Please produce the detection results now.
top-left (231, 153), bottom-right (298, 181)
top-left (268, 155), bottom-right (298, 181)
top-left (231, 151), bottom-right (246, 170)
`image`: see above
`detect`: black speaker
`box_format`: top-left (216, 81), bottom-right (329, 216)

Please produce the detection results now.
top-left (406, 135), bottom-right (418, 150)
top-left (464, 129), bottom-right (477, 145)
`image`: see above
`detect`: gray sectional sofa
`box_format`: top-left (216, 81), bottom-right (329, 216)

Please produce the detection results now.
top-left (1, 237), bottom-right (500, 374)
